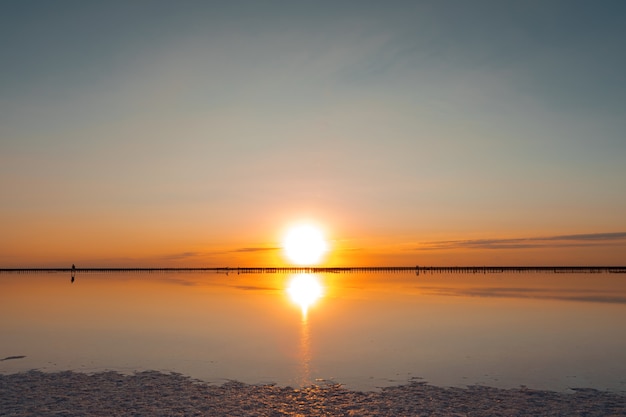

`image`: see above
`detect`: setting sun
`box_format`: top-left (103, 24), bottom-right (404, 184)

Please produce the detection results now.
top-left (283, 224), bottom-right (328, 265)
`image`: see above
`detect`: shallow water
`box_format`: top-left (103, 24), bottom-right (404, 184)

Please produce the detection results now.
top-left (1, 271), bottom-right (625, 392)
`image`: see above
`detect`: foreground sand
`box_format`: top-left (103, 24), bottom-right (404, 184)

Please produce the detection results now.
top-left (1, 371), bottom-right (624, 416)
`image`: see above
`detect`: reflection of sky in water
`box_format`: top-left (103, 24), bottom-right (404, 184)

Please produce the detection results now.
top-left (420, 285), bottom-right (626, 304)
top-left (1, 272), bottom-right (625, 392)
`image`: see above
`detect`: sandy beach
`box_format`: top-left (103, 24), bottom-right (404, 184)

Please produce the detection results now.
top-left (1, 370), bottom-right (624, 416)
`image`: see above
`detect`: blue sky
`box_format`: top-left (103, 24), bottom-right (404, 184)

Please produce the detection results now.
top-left (1, 1), bottom-right (625, 266)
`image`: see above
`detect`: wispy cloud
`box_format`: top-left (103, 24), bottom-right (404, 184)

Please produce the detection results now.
top-left (231, 247), bottom-right (280, 253)
top-left (158, 247), bottom-right (279, 261)
top-left (160, 251), bottom-right (204, 260)
top-left (233, 285), bottom-right (279, 292)
top-left (538, 232), bottom-right (626, 241)
top-left (417, 232), bottom-right (626, 251)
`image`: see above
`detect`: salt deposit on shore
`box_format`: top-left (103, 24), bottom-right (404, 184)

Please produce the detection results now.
top-left (1, 370), bottom-right (624, 416)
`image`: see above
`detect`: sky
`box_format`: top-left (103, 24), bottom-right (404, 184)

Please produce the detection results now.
top-left (1, 0), bottom-right (625, 267)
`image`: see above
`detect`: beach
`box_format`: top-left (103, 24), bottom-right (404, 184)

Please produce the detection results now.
top-left (1, 370), bottom-right (624, 416)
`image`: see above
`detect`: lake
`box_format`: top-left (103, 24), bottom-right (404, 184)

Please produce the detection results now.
top-left (1, 271), bottom-right (625, 393)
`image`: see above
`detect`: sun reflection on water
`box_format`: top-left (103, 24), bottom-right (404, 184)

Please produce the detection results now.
top-left (287, 274), bottom-right (323, 319)
top-left (286, 274), bottom-right (324, 386)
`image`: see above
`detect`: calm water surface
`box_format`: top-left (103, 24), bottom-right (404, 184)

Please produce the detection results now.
top-left (1, 271), bottom-right (625, 392)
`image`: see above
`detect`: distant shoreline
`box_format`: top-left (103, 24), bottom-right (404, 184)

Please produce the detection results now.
top-left (2, 266), bottom-right (626, 274)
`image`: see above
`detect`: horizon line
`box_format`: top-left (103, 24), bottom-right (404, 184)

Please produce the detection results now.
top-left (2, 266), bottom-right (626, 275)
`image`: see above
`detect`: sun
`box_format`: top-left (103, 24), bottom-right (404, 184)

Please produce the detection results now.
top-left (283, 224), bottom-right (328, 265)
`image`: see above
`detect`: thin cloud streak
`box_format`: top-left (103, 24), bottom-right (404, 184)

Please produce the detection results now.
top-left (160, 251), bottom-right (204, 260)
top-left (233, 285), bottom-right (279, 292)
top-left (159, 247), bottom-right (279, 261)
top-left (417, 232), bottom-right (626, 251)
top-left (538, 232), bottom-right (626, 241)
top-left (231, 247), bottom-right (280, 253)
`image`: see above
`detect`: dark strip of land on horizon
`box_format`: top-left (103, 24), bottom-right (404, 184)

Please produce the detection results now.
top-left (1, 266), bottom-right (626, 274)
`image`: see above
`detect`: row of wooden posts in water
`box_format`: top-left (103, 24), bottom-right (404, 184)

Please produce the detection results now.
top-left (1, 266), bottom-right (626, 275)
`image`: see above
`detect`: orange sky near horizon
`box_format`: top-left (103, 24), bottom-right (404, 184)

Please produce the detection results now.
top-left (2, 212), bottom-right (625, 267)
